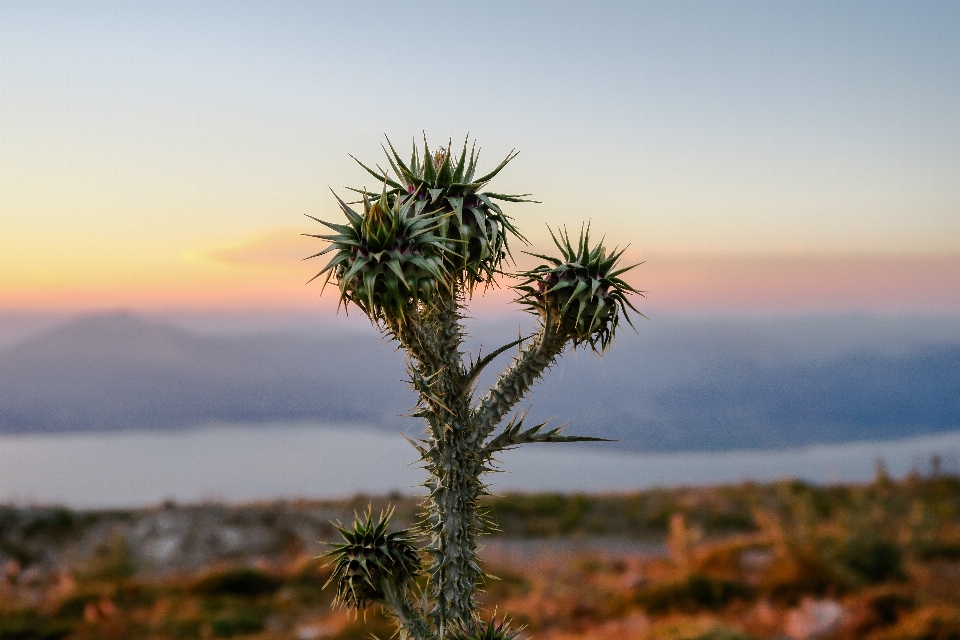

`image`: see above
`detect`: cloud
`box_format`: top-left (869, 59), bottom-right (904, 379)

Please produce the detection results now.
top-left (205, 231), bottom-right (960, 315)
top-left (208, 229), bottom-right (320, 269)
top-left (638, 254), bottom-right (960, 313)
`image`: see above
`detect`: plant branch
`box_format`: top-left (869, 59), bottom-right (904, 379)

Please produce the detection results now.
top-left (382, 580), bottom-right (436, 640)
top-left (472, 315), bottom-right (571, 442)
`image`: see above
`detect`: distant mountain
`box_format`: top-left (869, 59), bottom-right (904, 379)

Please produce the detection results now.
top-left (1, 311), bottom-right (958, 451)
top-left (526, 341), bottom-right (960, 451)
top-left (0, 312), bottom-right (413, 433)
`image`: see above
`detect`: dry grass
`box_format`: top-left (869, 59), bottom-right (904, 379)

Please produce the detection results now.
top-left (2, 473), bottom-right (958, 639)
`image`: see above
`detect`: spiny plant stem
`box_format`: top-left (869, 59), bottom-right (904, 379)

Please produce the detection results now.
top-left (390, 291), bottom-right (487, 632)
top-left (426, 294), bottom-right (483, 632)
top-left (474, 316), bottom-right (570, 441)
top-left (431, 421), bottom-right (485, 631)
top-left (382, 580), bottom-right (436, 640)
top-left (389, 300), bottom-right (576, 635)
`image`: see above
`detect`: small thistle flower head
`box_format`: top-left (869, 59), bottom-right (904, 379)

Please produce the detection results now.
top-left (322, 506), bottom-right (421, 610)
top-left (450, 616), bottom-right (521, 640)
top-left (516, 225), bottom-right (643, 352)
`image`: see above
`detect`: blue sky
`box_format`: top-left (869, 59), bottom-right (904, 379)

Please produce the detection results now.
top-left (2, 0), bottom-right (958, 311)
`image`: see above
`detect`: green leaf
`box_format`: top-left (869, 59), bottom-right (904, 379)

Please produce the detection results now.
top-left (473, 150), bottom-right (518, 184)
top-left (423, 137), bottom-right (436, 183)
top-left (561, 279), bottom-right (590, 316)
top-left (484, 192), bottom-right (540, 203)
top-left (437, 151), bottom-right (454, 186)
top-left (447, 196), bottom-right (464, 225)
top-left (452, 136), bottom-right (468, 183)
top-left (463, 334), bottom-right (532, 393)
top-left (349, 154), bottom-right (401, 190)
top-left (384, 137), bottom-right (414, 178)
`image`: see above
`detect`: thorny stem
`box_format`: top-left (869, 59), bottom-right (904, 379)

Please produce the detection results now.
top-left (389, 290), bottom-right (481, 633)
top-left (387, 295), bottom-right (572, 637)
top-left (473, 315), bottom-right (570, 441)
top-left (382, 580), bottom-right (436, 640)
top-left (420, 293), bottom-right (483, 632)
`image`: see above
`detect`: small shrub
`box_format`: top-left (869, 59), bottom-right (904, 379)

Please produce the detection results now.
top-left (761, 553), bottom-right (835, 602)
top-left (840, 537), bottom-right (906, 585)
top-left (858, 588), bottom-right (916, 631)
top-left (209, 612), bottom-right (266, 638)
top-left (645, 619), bottom-right (757, 640)
top-left (160, 618), bottom-right (203, 640)
top-left (0, 613), bottom-right (73, 640)
top-left (635, 573), bottom-right (754, 613)
top-left (913, 540), bottom-right (960, 562)
top-left (191, 567), bottom-right (282, 597)
top-left (868, 605), bottom-right (960, 640)
top-left (76, 531), bottom-right (134, 581)
top-left (55, 593), bottom-right (102, 619)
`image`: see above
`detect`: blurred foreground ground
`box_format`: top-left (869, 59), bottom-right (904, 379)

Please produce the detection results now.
top-left (2, 469), bottom-right (959, 640)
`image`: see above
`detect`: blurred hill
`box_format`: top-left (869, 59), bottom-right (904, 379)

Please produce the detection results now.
top-left (1, 311), bottom-right (958, 451)
top-left (0, 312), bottom-right (412, 433)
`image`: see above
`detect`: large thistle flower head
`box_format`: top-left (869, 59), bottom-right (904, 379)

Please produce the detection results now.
top-left (323, 506), bottom-right (421, 610)
top-left (349, 135), bottom-right (535, 291)
top-left (305, 184), bottom-right (449, 323)
top-left (516, 225), bottom-right (643, 352)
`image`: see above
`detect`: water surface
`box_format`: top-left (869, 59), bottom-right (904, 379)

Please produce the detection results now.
top-left (2, 422), bottom-right (958, 508)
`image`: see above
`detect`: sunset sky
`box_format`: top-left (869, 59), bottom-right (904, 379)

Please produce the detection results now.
top-left (2, 1), bottom-right (959, 316)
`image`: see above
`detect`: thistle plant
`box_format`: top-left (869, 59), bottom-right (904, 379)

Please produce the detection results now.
top-left (306, 135), bottom-right (642, 639)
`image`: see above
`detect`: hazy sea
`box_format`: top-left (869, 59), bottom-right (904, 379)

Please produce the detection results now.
top-left (3, 422), bottom-right (959, 508)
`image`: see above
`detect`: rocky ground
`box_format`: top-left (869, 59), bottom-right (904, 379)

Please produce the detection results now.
top-left (2, 474), bottom-right (959, 639)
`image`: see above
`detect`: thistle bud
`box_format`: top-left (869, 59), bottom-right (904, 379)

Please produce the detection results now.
top-left (516, 225), bottom-right (643, 352)
top-left (323, 507), bottom-right (421, 610)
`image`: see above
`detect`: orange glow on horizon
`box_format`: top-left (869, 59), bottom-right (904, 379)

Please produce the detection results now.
top-left (3, 232), bottom-right (959, 316)
top-left (639, 254), bottom-right (960, 314)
